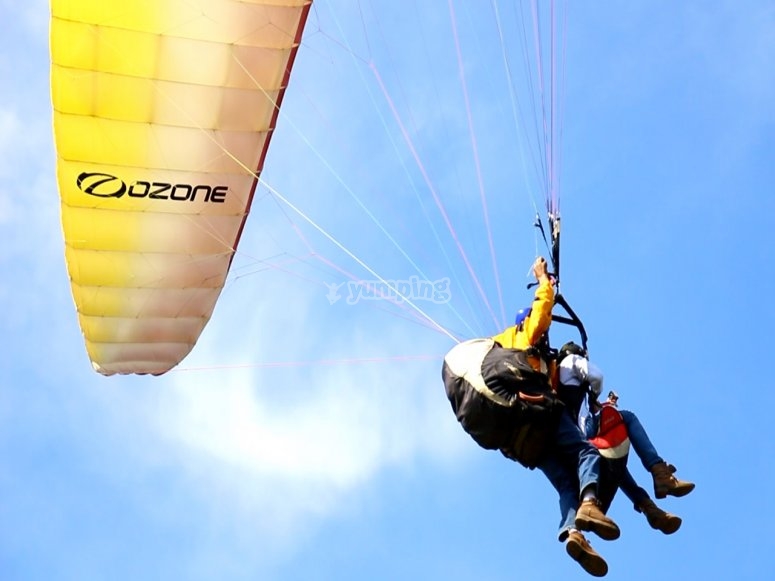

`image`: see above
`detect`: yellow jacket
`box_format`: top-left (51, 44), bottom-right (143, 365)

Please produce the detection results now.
top-left (491, 279), bottom-right (556, 378)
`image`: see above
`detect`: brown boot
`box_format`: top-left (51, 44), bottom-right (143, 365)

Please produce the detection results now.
top-left (650, 461), bottom-right (695, 499)
top-left (566, 530), bottom-right (608, 577)
top-left (575, 499), bottom-right (621, 541)
top-left (636, 498), bottom-right (682, 534)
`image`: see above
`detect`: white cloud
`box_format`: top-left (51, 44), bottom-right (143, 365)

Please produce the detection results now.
top-left (45, 263), bottom-right (470, 566)
top-left (155, 326), bottom-right (464, 500)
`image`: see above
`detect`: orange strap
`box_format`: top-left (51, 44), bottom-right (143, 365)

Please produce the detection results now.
top-left (518, 392), bottom-right (547, 404)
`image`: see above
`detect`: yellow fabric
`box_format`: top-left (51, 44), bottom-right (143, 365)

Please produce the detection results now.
top-left (491, 279), bottom-right (555, 349)
top-left (51, 0), bottom-right (311, 375)
top-left (491, 279), bottom-right (556, 379)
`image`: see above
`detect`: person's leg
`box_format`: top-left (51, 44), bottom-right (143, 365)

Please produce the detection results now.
top-left (619, 465), bottom-right (650, 506)
top-left (596, 457), bottom-right (623, 514)
top-left (554, 412), bottom-right (601, 495)
top-left (620, 409), bottom-right (695, 498)
top-left (619, 410), bottom-right (662, 471)
top-left (566, 530), bottom-right (608, 577)
top-left (550, 413), bottom-right (620, 541)
top-left (538, 455), bottom-right (579, 542)
top-left (603, 460), bottom-right (682, 535)
top-left (538, 451), bottom-right (609, 577)
top-left (634, 496), bottom-right (682, 535)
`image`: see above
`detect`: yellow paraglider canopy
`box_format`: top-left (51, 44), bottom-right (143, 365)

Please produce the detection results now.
top-left (50, 0), bottom-right (311, 375)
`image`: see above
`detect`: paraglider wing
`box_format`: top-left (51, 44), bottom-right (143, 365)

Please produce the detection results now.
top-left (50, 0), bottom-right (312, 375)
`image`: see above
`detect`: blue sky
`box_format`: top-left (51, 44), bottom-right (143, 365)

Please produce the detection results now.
top-left (1, 1), bottom-right (774, 580)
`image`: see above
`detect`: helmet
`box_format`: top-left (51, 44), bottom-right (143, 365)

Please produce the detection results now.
top-left (514, 307), bottom-right (532, 327)
top-left (559, 341), bottom-right (587, 361)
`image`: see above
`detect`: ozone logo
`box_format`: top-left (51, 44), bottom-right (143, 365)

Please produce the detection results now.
top-left (76, 172), bottom-right (228, 203)
top-left (77, 172), bottom-right (126, 198)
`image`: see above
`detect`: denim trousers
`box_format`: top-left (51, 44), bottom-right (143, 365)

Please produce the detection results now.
top-left (619, 410), bottom-right (663, 471)
top-left (538, 412), bottom-right (601, 540)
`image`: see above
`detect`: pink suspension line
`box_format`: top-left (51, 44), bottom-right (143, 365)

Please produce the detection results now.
top-left (369, 63), bottom-right (502, 331)
top-left (448, 0), bottom-right (506, 326)
top-left (529, 0), bottom-right (551, 201)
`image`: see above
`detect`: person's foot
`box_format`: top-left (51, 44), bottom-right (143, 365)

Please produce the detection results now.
top-left (566, 530), bottom-right (608, 577)
top-left (636, 498), bottom-right (682, 534)
top-left (650, 462), bottom-right (695, 499)
top-left (575, 499), bottom-right (620, 540)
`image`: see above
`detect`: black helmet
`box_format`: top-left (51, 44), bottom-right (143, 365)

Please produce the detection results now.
top-left (559, 341), bottom-right (586, 361)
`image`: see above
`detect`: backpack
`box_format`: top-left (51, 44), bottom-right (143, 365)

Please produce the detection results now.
top-left (589, 404), bottom-right (631, 459)
top-left (442, 338), bottom-right (564, 468)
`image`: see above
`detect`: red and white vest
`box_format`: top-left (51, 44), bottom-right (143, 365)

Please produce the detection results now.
top-left (589, 404), bottom-right (631, 459)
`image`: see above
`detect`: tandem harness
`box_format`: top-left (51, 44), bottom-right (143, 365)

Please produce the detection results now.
top-left (442, 338), bottom-right (565, 469)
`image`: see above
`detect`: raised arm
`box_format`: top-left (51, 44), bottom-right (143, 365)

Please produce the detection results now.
top-left (522, 257), bottom-right (555, 345)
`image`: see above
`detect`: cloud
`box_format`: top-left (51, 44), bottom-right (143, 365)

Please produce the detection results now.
top-left (154, 303), bottom-right (464, 494)
top-left (36, 263), bottom-right (467, 570)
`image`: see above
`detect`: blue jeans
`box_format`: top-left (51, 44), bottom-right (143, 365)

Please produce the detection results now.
top-left (538, 412), bottom-right (602, 541)
top-left (619, 410), bottom-right (663, 471)
top-left (585, 409), bottom-right (663, 472)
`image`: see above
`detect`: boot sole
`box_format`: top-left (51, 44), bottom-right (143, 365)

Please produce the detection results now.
top-left (575, 515), bottom-right (621, 541)
top-left (661, 517), bottom-right (682, 535)
top-left (667, 484), bottom-right (695, 497)
top-left (567, 538), bottom-right (608, 577)
top-left (655, 484), bottom-right (695, 499)
top-left (650, 515), bottom-right (682, 535)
